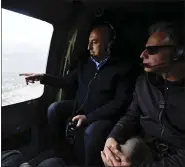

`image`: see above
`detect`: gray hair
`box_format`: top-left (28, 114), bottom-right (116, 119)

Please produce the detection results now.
top-left (149, 22), bottom-right (183, 46)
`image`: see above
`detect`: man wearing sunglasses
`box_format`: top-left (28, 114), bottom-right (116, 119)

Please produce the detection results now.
top-left (102, 22), bottom-right (185, 167)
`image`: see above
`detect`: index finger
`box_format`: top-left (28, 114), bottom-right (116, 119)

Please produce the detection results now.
top-left (19, 73), bottom-right (33, 76)
top-left (76, 119), bottom-right (82, 127)
top-left (105, 147), bottom-right (121, 166)
top-left (72, 115), bottom-right (79, 121)
top-left (111, 147), bottom-right (127, 162)
top-left (105, 147), bottom-right (116, 161)
top-left (101, 151), bottom-right (113, 167)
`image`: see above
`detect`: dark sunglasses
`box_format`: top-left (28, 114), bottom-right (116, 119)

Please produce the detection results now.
top-left (145, 45), bottom-right (176, 55)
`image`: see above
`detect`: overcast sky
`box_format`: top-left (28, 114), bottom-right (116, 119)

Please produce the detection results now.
top-left (2, 9), bottom-right (53, 73)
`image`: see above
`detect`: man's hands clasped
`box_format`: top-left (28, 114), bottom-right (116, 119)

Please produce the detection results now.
top-left (101, 138), bottom-right (131, 167)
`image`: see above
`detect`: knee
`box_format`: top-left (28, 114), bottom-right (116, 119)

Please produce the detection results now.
top-left (84, 121), bottom-right (113, 139)
top-left (48, 102), bottom-right (59, 118)
top-left (47, 102), bottom-right (66, 123)
top-left (84, 121), bottom-right (100, 138)
top-left (120, 137), bottom-right (153, 164)
top-left (120, 137), bottom-right (143, 156)
top-left (84, 124), bottom-right (96, 138)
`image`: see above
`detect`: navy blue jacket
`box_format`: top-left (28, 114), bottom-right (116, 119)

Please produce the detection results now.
top-left (41, 57), bottom-right (140, 123)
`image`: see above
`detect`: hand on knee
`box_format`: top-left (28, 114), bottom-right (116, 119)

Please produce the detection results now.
top-left (120, 137), bottom-right (153, 165)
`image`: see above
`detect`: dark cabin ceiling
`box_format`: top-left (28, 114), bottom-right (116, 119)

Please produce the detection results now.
top-left (2, 0), bottom-right (184, 24)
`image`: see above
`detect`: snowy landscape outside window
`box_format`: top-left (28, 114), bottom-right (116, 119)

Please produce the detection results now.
top-left (2, 9), bottom-right (53, 106)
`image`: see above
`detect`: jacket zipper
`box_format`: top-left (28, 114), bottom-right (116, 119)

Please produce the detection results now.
top-left (147, 75), bottom-right (185, 141)
top-left (147, 76), bottom-right (166, 140)
top-left (159, 108), bottom-right (165, 140)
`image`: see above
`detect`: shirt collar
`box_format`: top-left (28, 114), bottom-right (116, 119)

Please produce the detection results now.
top-left (90, 56), bottom-right (109, 70)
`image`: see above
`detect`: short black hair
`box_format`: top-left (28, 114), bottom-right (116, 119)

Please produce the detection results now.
top-left (148, 22), bottom-right (184, 46)
top-left (91, 22), bottom-right (116, 42)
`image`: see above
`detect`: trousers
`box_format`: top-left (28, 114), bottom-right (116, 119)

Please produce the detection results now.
top-left (47, 100), bottom-right (115, 166)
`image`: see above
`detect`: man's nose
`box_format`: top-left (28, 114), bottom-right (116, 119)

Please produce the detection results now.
top-left (140, 49), bottom-right (149, 59)
top-left (88, 43), bottom-right (92, 50)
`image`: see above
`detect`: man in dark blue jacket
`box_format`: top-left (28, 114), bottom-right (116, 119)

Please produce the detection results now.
top-left (21, 23), bottom-right (139, 166)
top-left (102, 22), bottom-right (185, 167)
